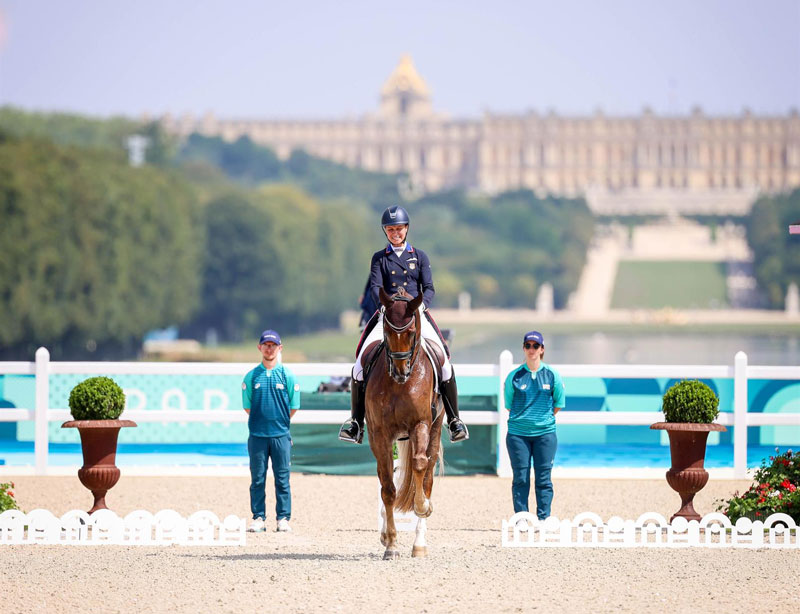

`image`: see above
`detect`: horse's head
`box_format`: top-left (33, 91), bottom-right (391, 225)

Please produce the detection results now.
top-left (379, 287), bottom-right (423, 384)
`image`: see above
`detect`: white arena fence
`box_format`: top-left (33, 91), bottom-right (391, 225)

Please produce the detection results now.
top-left (0, 348), bottom-right (798, 478)
top-left (501, 511), bottom-right (799, 549)
top-left (0, 508), bottom-right (246, 546)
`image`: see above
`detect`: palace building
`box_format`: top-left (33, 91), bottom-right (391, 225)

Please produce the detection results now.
top-left (162, 56), bottom-right (800, 215)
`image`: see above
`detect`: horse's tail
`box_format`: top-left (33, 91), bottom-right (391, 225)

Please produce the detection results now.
top-left (394, 439), bottom-right (415, 513)
top-left (394, 434), bottom-right (445, 514)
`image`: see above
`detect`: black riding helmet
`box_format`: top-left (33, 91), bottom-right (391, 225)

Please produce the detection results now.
top-left (381, 205), bottom-right (410, 229)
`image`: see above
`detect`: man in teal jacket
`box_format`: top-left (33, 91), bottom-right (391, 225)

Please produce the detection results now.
top-left (242, 329), bottom-right (300, 533)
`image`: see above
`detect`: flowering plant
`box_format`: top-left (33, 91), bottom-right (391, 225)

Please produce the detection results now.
top-left (716, 449), bottom-right (800, 523)
top-left (0, 481), bottom-right (20, 512)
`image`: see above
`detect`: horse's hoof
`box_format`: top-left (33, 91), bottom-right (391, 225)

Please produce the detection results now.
top-left (415, 501), bottom-right (433, 518)
top-left (411, 545), bottom-right (427, 558)
top-left (383, 549), bottom-right (400, 560)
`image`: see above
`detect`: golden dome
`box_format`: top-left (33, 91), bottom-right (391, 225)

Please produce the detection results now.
top-left (380, 55), bottom-right (430, 98)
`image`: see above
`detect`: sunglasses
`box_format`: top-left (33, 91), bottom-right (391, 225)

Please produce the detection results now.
top-left (524, 342), bottom-right (541, 350)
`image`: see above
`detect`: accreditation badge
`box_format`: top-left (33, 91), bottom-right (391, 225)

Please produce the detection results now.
top-left (409, 263), bottom-right (416, 270)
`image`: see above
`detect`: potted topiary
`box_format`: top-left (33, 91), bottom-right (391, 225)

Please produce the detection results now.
top-left (62, 376), bottom-right (137, 513)
top-left (650, 379), bottom-right (727, 522)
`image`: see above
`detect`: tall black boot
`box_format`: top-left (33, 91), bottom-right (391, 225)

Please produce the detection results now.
top-left (338, 380), bottom-right (365, 444)
top-left (440, 376), bottom-right (469, 442)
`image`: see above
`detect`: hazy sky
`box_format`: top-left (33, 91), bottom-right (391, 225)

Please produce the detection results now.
top-left (0, 0), bottom-right (798, 119)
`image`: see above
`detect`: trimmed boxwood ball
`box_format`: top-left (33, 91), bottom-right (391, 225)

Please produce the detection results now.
top-left (661, 379), bottom-right (720, 423)
top-left (68, 376), bottom-right (126, 420)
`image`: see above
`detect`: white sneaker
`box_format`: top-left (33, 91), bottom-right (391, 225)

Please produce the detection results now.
top-left (247, 518), bottom-right (265, 533)
top-left (276, 518), bottom-right (291, 532)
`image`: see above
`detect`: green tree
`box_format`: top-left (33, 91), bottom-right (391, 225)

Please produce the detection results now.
top-left (0, 135), bottom-right (202, 359)
top-left (746, 189), bottom-right (800, 308)
top-left (191, 186), bottom-right (372, 340)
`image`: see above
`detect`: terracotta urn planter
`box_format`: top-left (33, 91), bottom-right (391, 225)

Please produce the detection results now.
top-left (650, 422), bottom-right (727, 522)
top-left (62, 419), bottom-right (137, 513)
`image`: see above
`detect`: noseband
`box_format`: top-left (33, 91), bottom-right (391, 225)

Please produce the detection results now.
top-left (383, 298), bottom-right (421, 382)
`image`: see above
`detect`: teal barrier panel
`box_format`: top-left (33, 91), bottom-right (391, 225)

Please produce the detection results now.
top-left (1, 371), bottom-right (798, 473)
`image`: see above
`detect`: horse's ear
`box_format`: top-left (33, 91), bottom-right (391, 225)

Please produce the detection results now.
top-left (379, 287), bottom-right (392, 308)
top-left (408, 292), bottom-right (423, 314)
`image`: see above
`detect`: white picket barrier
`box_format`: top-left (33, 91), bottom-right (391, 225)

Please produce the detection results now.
top-left (501, 511), bottom-right (799, 548)
top-left (0, 508), bottom-right (246, 546)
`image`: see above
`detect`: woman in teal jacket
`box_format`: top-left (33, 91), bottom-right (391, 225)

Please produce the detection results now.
top-left (504, 330), bottom-right (565, 521)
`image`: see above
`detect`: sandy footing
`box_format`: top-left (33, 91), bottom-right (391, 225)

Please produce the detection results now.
top-left (3, 474), bottom-right (798, 614)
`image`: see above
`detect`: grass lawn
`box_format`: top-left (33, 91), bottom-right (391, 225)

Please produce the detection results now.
top-left (610, 261), bottom-right (729, 309)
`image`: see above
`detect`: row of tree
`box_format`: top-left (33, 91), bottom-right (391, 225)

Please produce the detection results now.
top-left (0, 133), bottom-right (201, 358)
top-left (12, 106), bottom-right (797, 358)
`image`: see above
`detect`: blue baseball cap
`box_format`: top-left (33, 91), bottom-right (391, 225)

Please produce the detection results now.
top-left (523, 331), bottom-right (544, 345)
top-left (259, 330), bottom-right (282, 345)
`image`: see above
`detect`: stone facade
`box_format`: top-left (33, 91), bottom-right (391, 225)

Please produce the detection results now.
top-left (162, 56), bottom-right (800, 215)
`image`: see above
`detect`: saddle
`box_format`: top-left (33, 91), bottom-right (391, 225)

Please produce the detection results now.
top-left (422, 339), bottom-right (446, 384)
top-left (359, 340), bottom-right (383, 383)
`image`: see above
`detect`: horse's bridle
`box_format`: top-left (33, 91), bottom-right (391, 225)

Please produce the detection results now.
top-left (382, 299), bottom-right (421, 382)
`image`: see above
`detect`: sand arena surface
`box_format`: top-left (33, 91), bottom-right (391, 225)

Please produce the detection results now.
top-left (4, 474), bottom-right (799, 614)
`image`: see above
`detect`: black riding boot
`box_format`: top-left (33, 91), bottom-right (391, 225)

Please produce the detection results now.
top-left (338, 380), bottom-right (365, 444)
top-left (440, 376), bottom-right (469, 442)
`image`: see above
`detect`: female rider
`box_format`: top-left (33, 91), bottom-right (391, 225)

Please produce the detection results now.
top-left (338, 205), bottom-right (469, 444)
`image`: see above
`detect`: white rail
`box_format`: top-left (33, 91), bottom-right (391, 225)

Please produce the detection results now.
top-left (0, 348), bottom-right (798, 478)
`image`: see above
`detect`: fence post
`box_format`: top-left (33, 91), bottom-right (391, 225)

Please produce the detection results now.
top-left (733, 351), bottom-right (748, 479)
top-left (497, 350), bottom-right (514, 477)
top-left (34, 347), bottom-right (50, 475)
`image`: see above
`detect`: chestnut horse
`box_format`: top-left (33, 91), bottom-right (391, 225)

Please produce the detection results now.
top-left (366, 287), bottom-right (444, 560)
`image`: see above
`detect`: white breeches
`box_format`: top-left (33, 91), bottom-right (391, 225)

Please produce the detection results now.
top-left (352, 308), bottom-right (452, 382)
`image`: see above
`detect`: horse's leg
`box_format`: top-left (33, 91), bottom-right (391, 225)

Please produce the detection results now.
top-left (372, 433), bottom-right (399, 560)
top-left (412, 517), bottom-right (427, 558)
top-left (410, 422), bottom-right (432, 519)
top-left (422, 408), bottom-right (445, 501)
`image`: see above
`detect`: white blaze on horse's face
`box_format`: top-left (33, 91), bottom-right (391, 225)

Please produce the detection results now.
top-left (383, 309), bottom-right (418, 384)
top-left (386, 323), bottom-right (416, 383)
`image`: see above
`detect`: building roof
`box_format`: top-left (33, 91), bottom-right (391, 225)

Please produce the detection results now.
top-left (380, 55), bottom-right (430, 98)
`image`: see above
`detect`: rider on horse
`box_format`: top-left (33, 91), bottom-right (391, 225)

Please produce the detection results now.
top-left (339, 205), bottom-right (469, 445)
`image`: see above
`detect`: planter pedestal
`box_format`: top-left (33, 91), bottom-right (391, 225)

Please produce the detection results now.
top-left (650, 422), bottom-right (727, 522)
top-left (62, 419), bottom-right (137, 514)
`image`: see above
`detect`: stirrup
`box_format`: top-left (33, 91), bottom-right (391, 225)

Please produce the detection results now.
top-left (448, 418), bottom-right (469, 443)
top-left (338, 420), bottom-right (363, 444)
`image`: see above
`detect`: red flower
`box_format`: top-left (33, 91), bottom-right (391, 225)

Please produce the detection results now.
top-left (7, 491), bottom-right (13, 497)
top-left (759, 497), bottom-right (766, 503)
top-left (789, 484), bottom-right (797, 493)
top-left (755, 512), bottom-right (762, 517)
top-left (782, 479), bottom-right (792, 489)
top-left (783, 460), bottom-right (791, 467)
